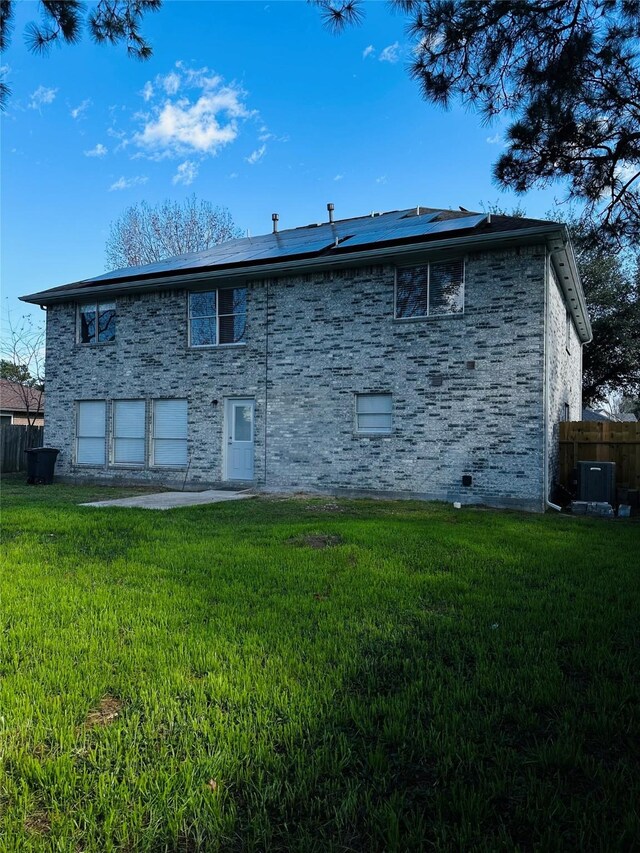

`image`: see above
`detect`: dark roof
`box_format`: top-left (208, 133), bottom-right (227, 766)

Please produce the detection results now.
top-left (0, 379), bottom-right (44, 413)
top-left (22, 206), bottom-right (558, 303)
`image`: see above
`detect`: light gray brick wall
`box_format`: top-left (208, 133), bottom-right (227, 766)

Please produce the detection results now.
top-left (546, 263), bottom-right (583, 498)
top-left (44, 244), bottom-right (574, 510)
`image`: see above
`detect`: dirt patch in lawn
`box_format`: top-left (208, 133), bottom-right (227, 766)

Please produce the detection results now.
top-left (289, 533), bottom-right (344, 549)
top-left (25, 811), bottom-right (51, 835)
top-left (85, 695), bottom-right (123, 729)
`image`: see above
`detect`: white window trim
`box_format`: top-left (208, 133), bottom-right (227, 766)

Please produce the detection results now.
top-left (187, 288), bottom-right (247, 348)
top-left (394, 258), bottom-right (466, 320)
top-left (355, 393), bottom-right (394, 436)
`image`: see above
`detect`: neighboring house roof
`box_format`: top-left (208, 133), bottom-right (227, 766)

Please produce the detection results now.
top-left (20, 205), bottom-right (592, 342)
top-left (0, 379), bottom-right (44, 414)
top-left (582, 408), bottom-right (615, 422)
top-left (582, 408), bottom-right (637, 423)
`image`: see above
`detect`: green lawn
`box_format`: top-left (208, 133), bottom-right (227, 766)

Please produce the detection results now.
top-left (1, 475), bottom-right (638, 852)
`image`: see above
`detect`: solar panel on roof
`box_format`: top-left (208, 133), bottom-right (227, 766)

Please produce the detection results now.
top-left (239, 236), bottom-right (338, 261)
top-left (76, 209), bottom-right (484, 287)
top-left (425, 213), bottom-right (486, 234)
top-left (337, 213), bottom-right (486, 249)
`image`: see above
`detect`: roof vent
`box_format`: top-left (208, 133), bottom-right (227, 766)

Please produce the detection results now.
top-left (327, 203), bottom-right (335, 224)
top-left (272, 213), bottom-right (279, 234)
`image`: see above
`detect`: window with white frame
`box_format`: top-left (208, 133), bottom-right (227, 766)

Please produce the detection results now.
top-left (356, 393), bottom-right (393, 434)
top-left (152, 399), bottom-right (188, 466)
top-left (395, 259), bottom-right (464, 319)
top-left (78, 301), bottom-right (116, 343)
top-left (188, 288), bottom-right (246, 346)
top-left (76, 401), bottom-right (106, 464)
top-left (113, 400), bottom-right (146, 465)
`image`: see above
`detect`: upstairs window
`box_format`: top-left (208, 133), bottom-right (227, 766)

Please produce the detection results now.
top-left (395, 260), bottom-right (464, 319)
top-left (79, 301), bottom-right (116, 343)
top-left (189, 288), bottom-right (247, 347)
top-left (356, 393), bottom-right (393, 435)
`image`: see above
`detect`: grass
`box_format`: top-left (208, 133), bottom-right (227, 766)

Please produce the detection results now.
top-left (0, 474), bottom-right (638, 851)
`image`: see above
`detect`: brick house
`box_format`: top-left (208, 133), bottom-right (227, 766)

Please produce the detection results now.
top-left (0, 379), bottom-right (44, 426)
top-left (21, 206), bottom-right (591, 511)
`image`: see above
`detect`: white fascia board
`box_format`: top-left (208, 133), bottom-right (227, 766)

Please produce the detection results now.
top-left (546, 226), bottom-right (593, 344)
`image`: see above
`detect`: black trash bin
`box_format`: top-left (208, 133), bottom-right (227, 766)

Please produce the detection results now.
top-left (25, 447), bottom-right (60, 485)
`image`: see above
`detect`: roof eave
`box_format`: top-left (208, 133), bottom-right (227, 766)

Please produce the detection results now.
top-left (546, 225), bottom-right (593, 344)
top-left (20, 223), bottom-right (568, 306)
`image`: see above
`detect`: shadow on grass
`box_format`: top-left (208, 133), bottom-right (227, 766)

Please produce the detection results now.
top-left (1, 482), bottom-right (639, 850)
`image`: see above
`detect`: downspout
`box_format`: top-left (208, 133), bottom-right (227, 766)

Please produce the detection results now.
top-left (264, 278), bottom-right (270, 487)
top-left (543, 247), bottom-right (561, 511)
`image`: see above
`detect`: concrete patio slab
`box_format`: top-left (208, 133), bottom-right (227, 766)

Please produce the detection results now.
top-left (80, 490), bottom-right (253, 510)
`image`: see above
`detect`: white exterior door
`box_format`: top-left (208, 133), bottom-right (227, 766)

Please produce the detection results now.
top-left (225, 398), bottom-right (255, 481)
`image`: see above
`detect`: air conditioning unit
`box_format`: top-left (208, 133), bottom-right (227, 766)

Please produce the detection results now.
top-left (577, 461), bottom-right (616, 504)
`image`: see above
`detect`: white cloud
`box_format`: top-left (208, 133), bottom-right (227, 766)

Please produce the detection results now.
top-left (246, 144), bottom-right (266, 165)
top-left (0, 64), bottom-right (10, 75)
top-left (614, 161), bottom-right (638, 184)
top-left (135, 91), bottom-right (247, 155)
top-left (174, 61), bottom-right (223, 91)
top-left (172, 160), bottom-right (198, 185)
top-left (84, 143), bottom-right (108, 158)
top-left (228, 172), bottom-right (238, 179)
top-left (161, 71), bottom-right (181, 95)
top-left (141, 81), bottom-right (154, 102)
top-left (258, 129), bottom-right (288, 144)
top-left (379, 42), bottom-right (401, 63)
top-left (334, 174), bottom-right (344, 181)
top-left (486, 132), bottom-right (502, 145)
top-left (29, 86), bottom-right (57, 110)
top-left (133, 67), bottom-right (252, 159)
top-left (376, 175), bottom-right (388, 184)
top-left (109, 175), bottom-right (148, 191)
top-left (362, 45), bottom-right (375, 59)
top-left (70, 98), bottom-right (91, 119)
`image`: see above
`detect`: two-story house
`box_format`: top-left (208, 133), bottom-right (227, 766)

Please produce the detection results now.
top-left (21, 206), bottom-right (591, 511)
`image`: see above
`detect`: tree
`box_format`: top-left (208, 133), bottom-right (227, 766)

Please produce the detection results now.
top-left (572, 224), bottom-right (640, 405)
top-left (0, 0), bottom-right (162, 109)
top-left (0, 311), bottom-right (45, 427)
top-left (105, 196), bottom-right (242, 269)
top-left (315, 1), bottom-right (640, 246)
top-left (0, 360), bottom-right (31, 383)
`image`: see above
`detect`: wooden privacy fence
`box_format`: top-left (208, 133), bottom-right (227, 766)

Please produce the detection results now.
top-left (0, 425), bottom-right (44, 473)
top-left (559, 421), bottom-right (640, 491)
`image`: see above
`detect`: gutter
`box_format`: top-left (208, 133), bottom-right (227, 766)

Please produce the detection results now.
top-left (546, 225), bottom-right (592, 344)
top-left (21, 223), bottom-right (566, 306)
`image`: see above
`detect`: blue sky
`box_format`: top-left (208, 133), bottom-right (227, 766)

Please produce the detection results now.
top-left (1, 0), bottom-right (564, 324)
